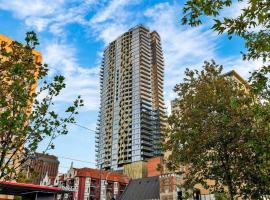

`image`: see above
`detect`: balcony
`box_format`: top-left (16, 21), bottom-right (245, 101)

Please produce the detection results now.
top-left (141, 145), bottom-right (153, 152)
top-left (141, 151), bottom-right (153, 157)
top-left (141, 140), bottom-right (153, 147)
top-left (141, 118), bottom-right (153, 126)
top-left (141, 127), bottom-right (153, 135)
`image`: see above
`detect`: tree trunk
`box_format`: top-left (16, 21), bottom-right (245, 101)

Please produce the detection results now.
top-left (228, 184), bottom-right (234, 200)
top-left (222, 143), bottom-right (235, 200)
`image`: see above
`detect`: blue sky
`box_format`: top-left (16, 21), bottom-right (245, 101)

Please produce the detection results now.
top-left (0, 0), bottom-right (263, 173)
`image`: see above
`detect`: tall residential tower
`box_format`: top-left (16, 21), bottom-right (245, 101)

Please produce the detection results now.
top-left (96, 25), bottom-right (165, 170)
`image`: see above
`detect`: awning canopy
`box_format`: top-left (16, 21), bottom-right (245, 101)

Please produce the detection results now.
top-left (0, 182), bottom-right (73, 200)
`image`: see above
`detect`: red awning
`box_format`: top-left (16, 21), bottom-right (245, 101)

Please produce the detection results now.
top-left (0, 181), bottom-right (72, 195)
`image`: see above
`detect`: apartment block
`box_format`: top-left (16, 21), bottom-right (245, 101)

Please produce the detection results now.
top-left (96, 25), bottom-right (165, 171)
top-left (49, 165), bottom-right (127, 200)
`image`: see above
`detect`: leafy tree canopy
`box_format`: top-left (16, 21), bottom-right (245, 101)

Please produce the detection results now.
top-left (164, 61), bottom-right (270, 199)
top-left (163, 1), bottom-right (270, 198)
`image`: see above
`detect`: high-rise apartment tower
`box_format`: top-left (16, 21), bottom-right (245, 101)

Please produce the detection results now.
top-left (96, 25), bottom-right (165, 170)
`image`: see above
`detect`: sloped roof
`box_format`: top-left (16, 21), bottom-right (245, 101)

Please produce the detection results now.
top-left (119, 176), bottom-right (160, 200)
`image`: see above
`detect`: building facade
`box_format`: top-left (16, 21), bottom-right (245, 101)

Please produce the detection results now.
top-left (96, 25), bottom-right (165, 171)
top-left (27, 153), bottom-right (59, 185)
top-left (48, 165), bottom-right (128, 200)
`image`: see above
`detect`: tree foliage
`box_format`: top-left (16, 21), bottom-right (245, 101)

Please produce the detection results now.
top-left (0, 32), bottom-right (83, 180)
top-left (182, 0), bottom-right (270, 62)
top-left (164, 61), bottom-right (270, 199)
top-left (163, 1), bottom-right (270, 198)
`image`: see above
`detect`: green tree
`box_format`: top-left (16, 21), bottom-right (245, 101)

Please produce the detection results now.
top-left (164, 1), bottom-right (270, 198)
top-left (164, 61), bottom-right (270, 199)
top-left (0, 32), bottom-right (83, 180)
top-left (182, 0), bottom-right (270, 62)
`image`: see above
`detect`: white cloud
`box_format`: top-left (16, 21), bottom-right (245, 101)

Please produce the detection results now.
top-left (42, 42), bottom-right (100, 111)
top-left (221, 0), bottom-right (248, 18)
top-left (25, 17), bottom-right (51, 32)
top-left (0, 0), bottom-right (65, 18)
top-left (92, 23), bottom-right (129, 44)
top-left (90, 0), bottom-right (130, 24)
top-left (0, 0), bottom-right (94, 36)
top-left (88, 0), bottom-right (138, 45)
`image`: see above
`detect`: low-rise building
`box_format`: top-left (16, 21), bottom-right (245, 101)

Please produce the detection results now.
top-left (43, 164), bottom-right (128, 200)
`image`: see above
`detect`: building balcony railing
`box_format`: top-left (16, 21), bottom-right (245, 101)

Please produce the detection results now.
top-left (141, 128), bottom-right (153, 135)
top-left (141, 118), bottom-right (153, 126)
top-left (141, 140), bottom-right (153, 147)
top-left (141, 146), bottom-right (153, 152)
top-left (141, 151), bottom-right (153, 157)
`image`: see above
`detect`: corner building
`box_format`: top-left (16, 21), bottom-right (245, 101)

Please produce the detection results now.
top-left (96, 25), bottom-right (165, 170)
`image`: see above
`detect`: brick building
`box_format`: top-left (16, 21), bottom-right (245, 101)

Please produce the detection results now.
top-left (49, 164), bottom-right (128, 200)
top-left (27, 153), bottom-right (59, 185)
top-left (147, 156), bottom-right (163, 177)
top-left (146, 156), bottom-right (214, 200)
